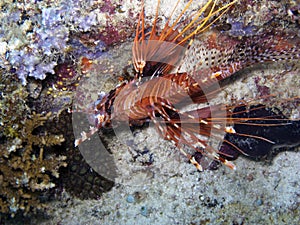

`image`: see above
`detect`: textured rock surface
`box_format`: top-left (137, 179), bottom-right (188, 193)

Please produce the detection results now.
top-left (1, 0), bottom-right (299, 224)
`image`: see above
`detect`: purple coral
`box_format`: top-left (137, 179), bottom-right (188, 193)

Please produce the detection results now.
top-left (226, 18), bottom-right (256, 37)
top-left (4, 6), bottom-right (69, 84)
top-left (0, 0), bottom-right (139, 85)
top-left (99, 0), bottom-right (118, 14)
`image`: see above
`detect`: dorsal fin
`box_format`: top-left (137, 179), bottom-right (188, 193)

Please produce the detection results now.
top-left (132, 0), bottom-right (239, 77)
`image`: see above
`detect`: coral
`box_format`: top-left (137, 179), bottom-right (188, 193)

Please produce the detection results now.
top-left (0, 71), bottom-right (29, 139)
top-left (226, 18), bottom-right (257, 37)
top-left (0, 71), bottom-right (67, 217)
top-left (0, 2), bottom-right (67, 84)
top-left (221, 0), bottom-right (299, 38)
top-left (0, 112), bottom-right (66, 217)
top-left (0, 0), bottom-right (138, 85)
top-left (52, 62), bottom-right (80, 91)
top-left (60, 150), bottom-right (114, 200)
top-left (27, 89), bottom-right (115, 201)
top-left (55, 110), bottom-right (114, 200)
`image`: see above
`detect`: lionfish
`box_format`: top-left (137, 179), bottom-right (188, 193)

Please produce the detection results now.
top-left (74, 0), bottom-right (300, 171)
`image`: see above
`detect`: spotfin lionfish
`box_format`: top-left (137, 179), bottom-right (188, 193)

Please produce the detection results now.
top-left (74, 0), bottom-right (300, 171)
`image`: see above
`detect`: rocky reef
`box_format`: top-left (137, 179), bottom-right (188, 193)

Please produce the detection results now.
top-left (0, 0), bottom-right (137, 85)
top-left (0, 0), bottom-right (138, 219)
top-left (0, 0), bottom-right (299, 224)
